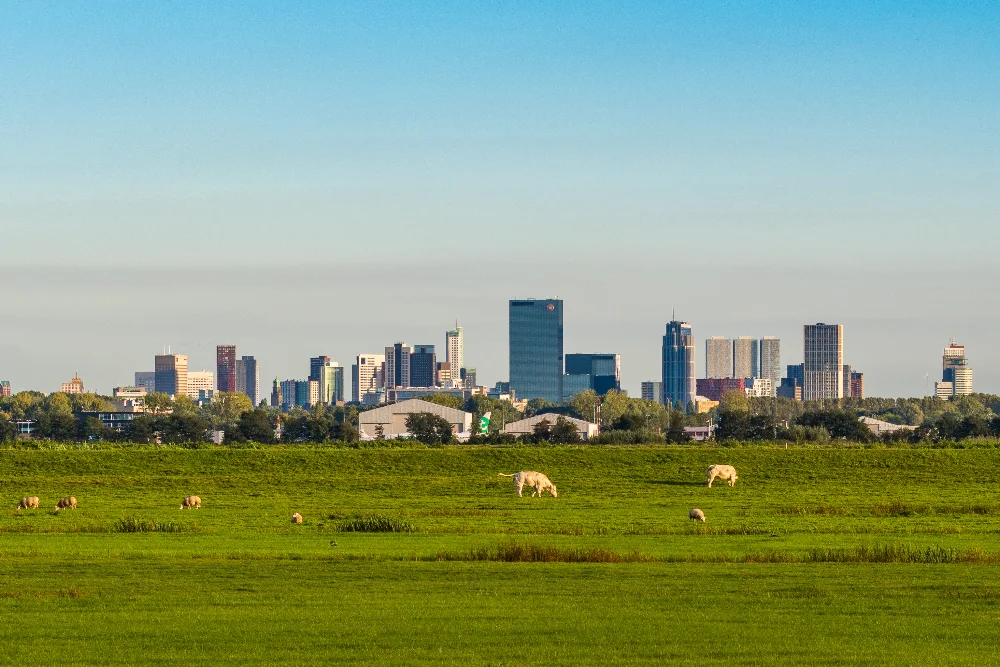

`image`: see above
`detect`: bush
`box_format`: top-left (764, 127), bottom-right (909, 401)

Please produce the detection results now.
top-left (336, 514), bottom-right (414, 533)
top-left (113, 516), bottom-right (184, 533)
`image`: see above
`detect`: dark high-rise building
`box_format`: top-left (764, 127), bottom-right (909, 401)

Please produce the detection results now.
top-left (385, 343), bottom-right (412, 389)
top-left (565, 353), bottom-right (621, 396)
top-left (778, 364), bottom-right (804, 400)
top-left (236, 356), bottom-right (260, 405)
top-left (661, 320), bottom-right (695, 409)
top-left (309, 356), bottom-right (330, 382)
top-left (410, 345), bottom-right (436, 388)
top-left (509, 299), bottom-right (563, 403)
top-left (460, 367), bottom-right (477, 388)
top-left (216, 345), bottom-right (237, 393)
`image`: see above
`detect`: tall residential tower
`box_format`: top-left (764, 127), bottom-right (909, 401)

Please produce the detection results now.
top-left (803, 323), bottom-right (844, 401)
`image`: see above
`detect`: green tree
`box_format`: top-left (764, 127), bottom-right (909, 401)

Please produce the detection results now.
top-left (170, 395), bottom-right (199, 418)
top-left (405, 412), bottom-right (454, 444)
top-left (570, 390), bottom-right (599, 422)
top-left (550, 416), bottom-right (581, 443)
top-left (79, 416), bottom-right (107, 441)
top-left (143, 392), bottom-right (172, 415)
top-left (598, 390), bottom-right (629, 428)
top-left (531, 419), bottom-right (553, 443)
top-left (419, 393), bottom-right (465, 410)
top-left (207, 392), bottom-right (254, 428)
top-left (237, 408), bottom-right (275, 443)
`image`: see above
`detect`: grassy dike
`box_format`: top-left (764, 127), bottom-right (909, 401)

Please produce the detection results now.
top-left (2, 446), bottom-right (1000, 665)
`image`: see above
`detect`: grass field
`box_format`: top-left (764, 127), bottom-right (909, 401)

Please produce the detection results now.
top-left (3, 445), bottom-right (1000, 665)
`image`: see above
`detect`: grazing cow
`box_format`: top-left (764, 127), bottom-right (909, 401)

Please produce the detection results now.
top-left (497, 471), bottom-right (558, 498)
top-left (180, 495), bottom-right (202, 510)
top-left (689, 508), bottom-right (706, 522)
top-left (707, 465), bottom-right (738, 488)
top-left (54, 496), bottom-right (77, 511)
top-left (17, 497), bottom-right (40, 510)
top-left (291, 513), bottom-right (303, 524)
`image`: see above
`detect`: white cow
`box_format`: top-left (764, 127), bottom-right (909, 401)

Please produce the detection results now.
top-left (706, 465), bottom-right (738, 488)
top-left (498, 471), bottom-right (558, 498)
top-left (17, 496), bottom-right (40, 510)
top-left (689, 508), bottom-right (706, 522)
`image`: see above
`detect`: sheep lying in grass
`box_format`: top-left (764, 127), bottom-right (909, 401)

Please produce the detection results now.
top-left (291, 513), bottom-right (303, 524)
top-left (17, 496), bottom-right (40, 510)
top-left (180, 495), bottom-right (202, 510)
top-left (689, 508), bottom-right (706, 522)
top-left (54, 496), bottom-right (77, 511)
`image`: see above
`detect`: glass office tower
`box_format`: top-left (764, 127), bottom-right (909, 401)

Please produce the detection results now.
top-left (509, 299), bottom-right (563, 403)
top-left (662, 320), bottom-right (696, 409)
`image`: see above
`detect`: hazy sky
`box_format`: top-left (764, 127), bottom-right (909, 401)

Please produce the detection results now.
top-left (2, 2), bottom-right (998, 397)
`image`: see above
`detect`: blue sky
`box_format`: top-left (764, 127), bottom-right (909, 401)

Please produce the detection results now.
top-left (2, 2), bottom-right (998, 396)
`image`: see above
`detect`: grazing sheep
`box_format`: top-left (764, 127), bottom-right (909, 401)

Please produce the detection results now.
top-left (291, 513), bottom-right (303, 524)
top-left (17, 496), bottom-right (40, 510)
top-left (180, 495), bottom-right (202, 510)
top-left (54, 496), bottom-right (77, 511)
top-left (497, 471), bottom-right (558, 498)
top-left (707, 464), bottom-right (739, 488)
top-left (689, 508), bottom-right (706, 522)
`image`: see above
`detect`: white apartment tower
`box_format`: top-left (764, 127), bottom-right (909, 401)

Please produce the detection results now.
top-left (803, 323), bottom-right (844, 401)
top-left (936, 341), bottom-right (973, 398)
top-left (733, 336), bottom-right (759, 379)
top-left (446, 323), bottom-right (463, 382)
top-left (759, 336), bottom-right (781, 397)
top-left (705, 337), bottom-right (732, 379)
top-left (352, 354), bottom-right (385, 403)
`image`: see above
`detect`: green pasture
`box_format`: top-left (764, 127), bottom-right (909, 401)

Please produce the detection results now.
top-left (2, 445), bottom-right (1000, 665)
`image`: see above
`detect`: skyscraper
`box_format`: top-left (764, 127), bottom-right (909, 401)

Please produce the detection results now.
top-left (318, 363), bottom-right (344, 404)
top-left (936, 341), bottom-right (973, 397)
top-left (352, 354), bottom-right (385, 403)
top-left (385, 343), bottom-right (412, 389)
top-left (759, 336), bottom-right (781, 396)
top-left (803, 323), bottom-right (844, 401)
top-left (216, 345), bottom-right (237, 392)
top-left (705, 337), bottom-right (732, 379)
top-left (733, 337), bottom-right (759, 379)
top-left (309, 356), bottom-right (331, 383)
top-left (0, 380), bottom-right (10, 397)
top-left (446, 323), bottom-right (463, 381)
top-left (662, 320), bottom-right (696, 409)
top-left (154, 354), bottom-right (188, 398)
top-left (235, 356), bottom-right (260, 406)
top-left (271, 378), bottom-right (281, 408)
top-left (410, 345), bottom-right (436, 387)
top-left (134, 371), bottom-right (155, 392)
top-left (509, 298), bottom-right (563, 403)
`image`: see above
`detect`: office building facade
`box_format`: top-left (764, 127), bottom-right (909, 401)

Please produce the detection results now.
top-left (187, 370), bottom-right (214, 400)
top-left (705, 337), bottom-right (732, 379)
top-left (759, 336), bottom-right (781, 396)
top-left (154, 354), bottom-right (188, 398)
top-left (565, 353), bottom-right (621, 396)
top-left (410, 345), bottom-right (436, 388)
top-left (733, 337), bottom-right (759, 379)
top-left (803, 323), bottom-right (844, 401)
top-left (509, 299), bottom-right (563, 403)
top-left (936, 342), bottom-right (973, 397)
top-left (60, 374), bottom-right (85, 394)
top-left (318, 362), bottom-right (344, 404)
top-left (235, 356), bottom-right (260, 406)
top-left (385, 343), bottom-right (412, 390)
top-left (696, 378), bottom-right (746, 402)
top-left (662, 320), bottom-right (696, 409)
top-left (309, 356), bottom-right (330, 383)
top-left (134, 371), bottom-right (155, 393)
top-left (640, 381), bottom-right (662, 403)
top-left (352, 354), bottom-right (385, 403)
top-left (216, 345), bottom-right (237, 393)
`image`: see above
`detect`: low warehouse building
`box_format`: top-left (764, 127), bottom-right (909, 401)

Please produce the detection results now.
top-left (503, 413), bottom-right (599, 441)
top-left (358, 399), bottom-right (473, 440)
